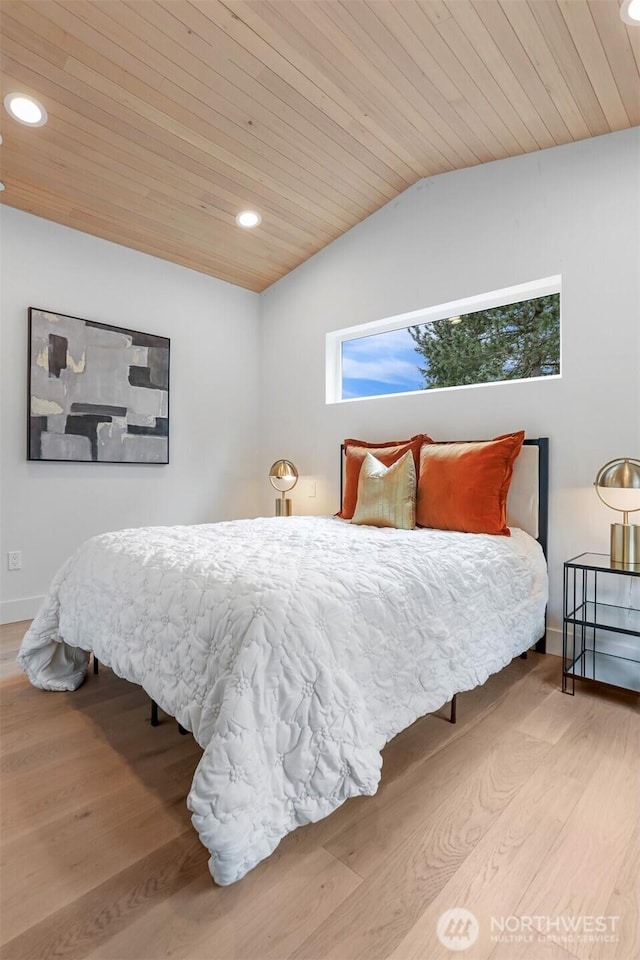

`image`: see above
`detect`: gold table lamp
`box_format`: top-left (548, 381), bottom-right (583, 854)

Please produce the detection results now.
top-left (594, 457), bottom-right (640, 565)
top-left (269, 460), bottom-right (298, 516)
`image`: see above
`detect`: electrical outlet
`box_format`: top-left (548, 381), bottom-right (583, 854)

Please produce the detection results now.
top-left (7, 551), bottom-right (22, 571)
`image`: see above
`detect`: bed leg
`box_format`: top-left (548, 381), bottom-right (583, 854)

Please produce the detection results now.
top-left (178, 723), bottom-right (188, 736)
top-left (535, 634), bottom-right (547, 654)
top-left (450, 694), bottom-right (457, 724)
top-left (520, 651), bottom-right (528, 659)
top-left (93, 656), bottom-right (99, 675)
top-left (150, 700), bottom-right (159, 727)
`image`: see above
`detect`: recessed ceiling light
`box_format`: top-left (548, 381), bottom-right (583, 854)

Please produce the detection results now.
top-left (4, 92), bottom-right (48, 127)
top-left (235, 210), bottom-right (261, 228)
top-left (620, 0), bottom-right (640, 24)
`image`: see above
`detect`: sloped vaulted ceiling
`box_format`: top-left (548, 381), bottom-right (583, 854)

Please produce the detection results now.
top-left (1, 1), bottom-right (638, 291)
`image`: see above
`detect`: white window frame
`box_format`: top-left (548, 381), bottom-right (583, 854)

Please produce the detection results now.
top-left (326, 275), bottom-right (562, 404)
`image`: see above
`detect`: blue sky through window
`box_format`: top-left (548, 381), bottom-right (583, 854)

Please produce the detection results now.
top-left (341, 327), bottom-right (425, 399)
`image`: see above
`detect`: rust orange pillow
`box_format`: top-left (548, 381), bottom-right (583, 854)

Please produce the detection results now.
top-left (416, 431), bottom-right (525, 536)
top-left (340, 435), bottom-right (430, 520)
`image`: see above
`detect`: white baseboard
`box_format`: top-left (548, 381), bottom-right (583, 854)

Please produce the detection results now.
top-left (545, 626), bottom-right (562, 657)
top-left (0, 596), bottom-right (43, 625)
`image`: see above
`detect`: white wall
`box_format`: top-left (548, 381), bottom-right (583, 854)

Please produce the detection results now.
top-left (259, 128), bottom-right (640, 640)
top-left (0, 207), bottom-right (260, 623)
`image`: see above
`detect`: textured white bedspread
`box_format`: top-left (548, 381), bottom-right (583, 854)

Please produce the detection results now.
top-left (18, 516), bottom-right (547, 884)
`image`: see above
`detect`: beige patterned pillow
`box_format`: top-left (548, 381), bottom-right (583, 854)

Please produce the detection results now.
top-left (351, 451), bottom-right (416, 530)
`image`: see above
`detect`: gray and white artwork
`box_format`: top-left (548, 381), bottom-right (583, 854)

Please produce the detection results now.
top-left (28, 309), bottom-right (170, 463)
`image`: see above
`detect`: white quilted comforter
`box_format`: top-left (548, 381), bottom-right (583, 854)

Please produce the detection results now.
top-left (18, 516), bottom-right (547, 885)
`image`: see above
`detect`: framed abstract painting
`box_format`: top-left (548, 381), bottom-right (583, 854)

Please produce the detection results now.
top-left (28, 308), bottom-right (170, 463)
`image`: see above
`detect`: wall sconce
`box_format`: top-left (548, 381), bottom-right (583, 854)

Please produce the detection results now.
top-left (594, 457), bottom-right (640, 565)
top-left (269, 460), bottom-right (298, 516)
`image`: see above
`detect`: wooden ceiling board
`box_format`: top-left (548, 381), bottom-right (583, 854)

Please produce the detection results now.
top-left (0, 56), bottom-right (338, 250)
top-left (435, 7), bottom-right (559, 149)
top-left (71, 1), bottom-right (381, 220)
top-left (294, 0), bottom-right (480, 168)
top-left (244, 0), bottom-right (439, 176)
top-left (192, 0), bottom-right (422, 181)
top-left (468, 1), bottom-right (585, 143)
top-left (125, 0), bottom-right (400, 202)
top-left (1, 0), bottom-right (638, 292)
top-left (588, 1), bottom-right (640, 125)
top-left (318, 0), bottom-right (492, 164)
top-left (558, 0), bottom-right (631, 128)
top-left (528, 0), bottom-right (610, 136)
top-left (0, 21), bottom-right (345, 239)
top-left (385, 2), bottom-right (529, 154)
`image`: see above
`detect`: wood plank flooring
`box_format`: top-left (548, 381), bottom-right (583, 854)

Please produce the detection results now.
top-left (1, 621), bottom-right (638, 960)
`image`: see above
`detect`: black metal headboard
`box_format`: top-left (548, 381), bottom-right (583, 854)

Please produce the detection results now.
top-left (524, 437), bottom-right (549, 559)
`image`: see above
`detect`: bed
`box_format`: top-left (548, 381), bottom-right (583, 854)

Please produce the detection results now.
top-left (17, 438), bottom-right (548, 886)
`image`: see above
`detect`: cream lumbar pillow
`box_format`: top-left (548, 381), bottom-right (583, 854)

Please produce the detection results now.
top-left (351, 451), bottom-right (417, 530)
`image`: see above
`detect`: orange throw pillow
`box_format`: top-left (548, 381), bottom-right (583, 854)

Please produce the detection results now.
top-left (340, 435), bottom-right (430, 520)
top-left (416, 431), bottom-right (525, 536)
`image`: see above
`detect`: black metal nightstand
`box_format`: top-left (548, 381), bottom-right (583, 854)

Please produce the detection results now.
top-left (562, 552), bottom-right (640, 696)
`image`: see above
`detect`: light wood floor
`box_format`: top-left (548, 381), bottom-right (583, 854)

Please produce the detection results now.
top-left (1, 621), bottom-right (638, 960)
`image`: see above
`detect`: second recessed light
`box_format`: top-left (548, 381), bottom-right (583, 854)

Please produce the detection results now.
top-left (620, 0), bottom-right (640, 23)
top-left (235, 210), bottom-right (261, 228)
top-left (4, 92), bottom-right (48, 127)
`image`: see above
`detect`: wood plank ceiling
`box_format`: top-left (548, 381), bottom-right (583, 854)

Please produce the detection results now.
top-left (1, 1), bottom-right (638, 292)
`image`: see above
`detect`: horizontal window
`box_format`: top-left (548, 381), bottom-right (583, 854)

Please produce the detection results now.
top-left (326, 276), bottom-right (561, 404)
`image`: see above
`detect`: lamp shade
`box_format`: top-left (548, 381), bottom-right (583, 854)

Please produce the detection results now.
top-left (594, 458), bottom-right (640, 516)
top-left (268, 459), bottom-right (298, 493)
top-left (595, 458), bottom-right (640, 490)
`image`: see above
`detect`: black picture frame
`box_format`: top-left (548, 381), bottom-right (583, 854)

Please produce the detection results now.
top-left (28, 307), bottom-right (170, 464)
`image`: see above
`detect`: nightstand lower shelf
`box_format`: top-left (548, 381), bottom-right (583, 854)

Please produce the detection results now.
top-left (565, 650), bottom-right (640, 694)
